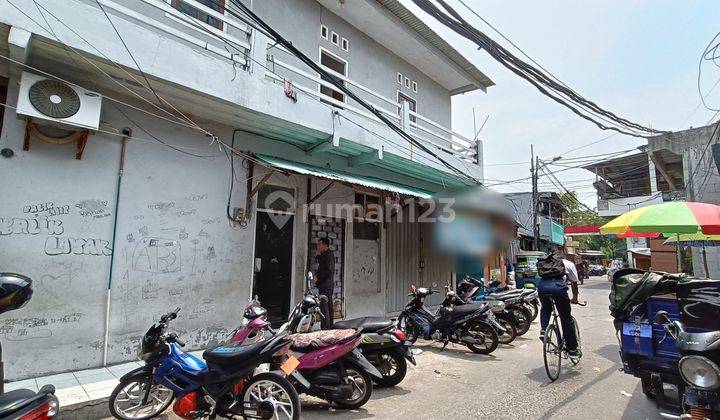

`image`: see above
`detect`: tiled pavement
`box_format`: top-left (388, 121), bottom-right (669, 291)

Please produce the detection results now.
top-left (4, 361), bottom-right (142, 407)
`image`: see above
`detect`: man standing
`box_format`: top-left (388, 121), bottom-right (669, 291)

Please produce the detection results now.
top-left (313, 238), bottom-right (335, 329)
top-left (537, 250), bottom-right (581, 359)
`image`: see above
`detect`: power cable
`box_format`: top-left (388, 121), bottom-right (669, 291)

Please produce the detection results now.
top-left (221, 0), bottom-right (477, 182)
top-left (6, 0), bottom-right (210, 135)
top-left (410, 0), bottom-right (666, 138)
top-left (92, 0), bottom-right (204, 132)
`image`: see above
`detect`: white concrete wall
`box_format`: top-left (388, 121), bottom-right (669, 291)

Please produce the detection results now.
top-left (0, 78), bottom-right (118, 377)
top-left (596, 195), bottom-right (664, 217)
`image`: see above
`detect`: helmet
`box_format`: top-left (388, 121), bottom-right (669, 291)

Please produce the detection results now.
top-left (0, 273), bottom-right (33, 314)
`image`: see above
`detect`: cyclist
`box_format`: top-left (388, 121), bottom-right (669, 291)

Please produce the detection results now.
top-left (537, 249), bottom-right (581, 359)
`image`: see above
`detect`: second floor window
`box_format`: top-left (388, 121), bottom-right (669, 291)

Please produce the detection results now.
top-left (398, 92), bottom-right (417, 123)
top-left (171, 0), bottom-right (225, 30)
top-left (319, 49), bottom-right (347, 106)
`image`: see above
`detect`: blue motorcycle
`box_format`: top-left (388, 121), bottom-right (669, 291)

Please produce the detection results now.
top-left (108, 308), bottom-right (302, 420)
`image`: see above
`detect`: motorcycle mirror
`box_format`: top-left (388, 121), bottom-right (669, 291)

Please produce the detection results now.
top-left (653, 310), bottom-right (670, 324)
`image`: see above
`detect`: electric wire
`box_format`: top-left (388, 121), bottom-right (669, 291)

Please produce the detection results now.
top-left (410, 0), bottom-right (666, 138)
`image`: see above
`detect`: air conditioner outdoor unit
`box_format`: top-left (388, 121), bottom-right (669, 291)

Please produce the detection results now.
top-left (16, 71), bottom-right (102, 131)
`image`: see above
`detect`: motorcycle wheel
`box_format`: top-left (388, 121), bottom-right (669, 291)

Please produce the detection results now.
top-left (397, 314), bottom-right (420, 344)
top-left (463, 320), bottom-right (499, 354)
top-left (332, 365), bottom-right (373, 409)
top-left (109, 376), bottom-right (174, 420)
top-left (240, 372), bottom-right (300, 420)
top-left (373, 349), bottom-right (408, 388)
top-left (495, 314), bottom-right (518, 345)
top-left (510, 306), bottom-right (533, 336)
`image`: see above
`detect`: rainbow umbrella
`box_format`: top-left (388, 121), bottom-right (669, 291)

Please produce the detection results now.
top-left (600, 202), bottom-right (720, 273)
top-left (600, 202), bottom-right (720, 237)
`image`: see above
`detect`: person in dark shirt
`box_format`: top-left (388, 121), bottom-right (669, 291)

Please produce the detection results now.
top-left (313, 237), bottom-right (335, 329)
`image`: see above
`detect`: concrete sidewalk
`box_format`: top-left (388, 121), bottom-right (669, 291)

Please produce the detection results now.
top-left (4, 350), bottom-right (202, 419)
top-left (5, 360), bottom-right (140, 419)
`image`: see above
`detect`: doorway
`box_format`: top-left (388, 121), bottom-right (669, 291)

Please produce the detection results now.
top-left (252, 186), bottom-right (295, 324)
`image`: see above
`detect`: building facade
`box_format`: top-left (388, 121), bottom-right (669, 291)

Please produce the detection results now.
top-left (0, 0), bottom-right (492, 379)
top-left (504, 191), bottom-right (565, 252)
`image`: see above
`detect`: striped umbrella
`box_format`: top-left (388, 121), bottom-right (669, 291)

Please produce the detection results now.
top-left (600, 202), bottom-right (720, 237)
top-left (600, 202), bottom-right (720, 274)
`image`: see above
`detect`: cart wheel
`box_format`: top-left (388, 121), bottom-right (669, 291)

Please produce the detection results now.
top-left (641, 376), bottom-right (656, 400)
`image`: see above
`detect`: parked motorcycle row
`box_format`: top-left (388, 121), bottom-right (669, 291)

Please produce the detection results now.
top-left (102, 272), bottom-right (541, 420)
top-left (0, 271), bottom-right (539, 420)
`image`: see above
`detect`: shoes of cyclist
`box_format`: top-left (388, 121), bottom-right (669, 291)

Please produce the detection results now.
top-left (539, 330), bottom-right (545, 342)
top-left (568, 348), bottom-right (582, 358)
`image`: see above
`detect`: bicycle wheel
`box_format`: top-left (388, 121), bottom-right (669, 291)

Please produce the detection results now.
top-left (571, 316), bottom-right (581, 365)
top-left (543, 323), bottom-right (562, 382)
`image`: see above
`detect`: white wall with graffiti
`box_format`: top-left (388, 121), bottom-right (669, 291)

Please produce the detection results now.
top-left (0, 78), bottom-right (120, 377)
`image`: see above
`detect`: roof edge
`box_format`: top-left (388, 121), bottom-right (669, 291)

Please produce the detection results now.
top-left (374, 0), bottom-right (494, 91)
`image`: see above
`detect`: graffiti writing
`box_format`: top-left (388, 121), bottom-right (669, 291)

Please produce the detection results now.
top-left (132, 237), bottom-right (181, 273)
top-left (44, 236), bottom-right (113, 256)
top-left (76, 199), bottom-right (110, 218)
top-left (0, 217), bottom-right (64, 236)
top-left (23, 202), bottom-right (70, 216)
top-left (147, 201), bottom-right (175, 212)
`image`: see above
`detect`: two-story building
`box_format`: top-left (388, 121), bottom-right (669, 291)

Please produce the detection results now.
top-left (504, 191), bottom-right (565, 252)
top-left (0, 0), bottom-right (493, 379)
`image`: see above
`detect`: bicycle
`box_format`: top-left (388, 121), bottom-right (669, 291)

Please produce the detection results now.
top-left (543, 297), bottom-right (587, 382)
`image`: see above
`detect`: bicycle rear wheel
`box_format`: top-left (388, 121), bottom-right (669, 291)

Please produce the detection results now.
top-left (543, 324), bottom-right (562, 381)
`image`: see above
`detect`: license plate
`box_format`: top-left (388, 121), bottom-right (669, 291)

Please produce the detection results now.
top-left (280, 356), bottom-right (300, 375)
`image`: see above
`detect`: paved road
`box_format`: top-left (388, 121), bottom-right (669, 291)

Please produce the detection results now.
top-left (123, 276), bottom-right (667, 419)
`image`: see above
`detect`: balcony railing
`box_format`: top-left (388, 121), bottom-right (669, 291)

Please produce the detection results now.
top-left (97, 0), bottom-right (250, 66)
top-left (95, 0), bottom-right (479, 165)
top-left (266, 44), bottom-right (480, 164)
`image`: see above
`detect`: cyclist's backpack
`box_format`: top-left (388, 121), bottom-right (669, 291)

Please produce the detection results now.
top-left (536, 251), bottom-right (566, 280)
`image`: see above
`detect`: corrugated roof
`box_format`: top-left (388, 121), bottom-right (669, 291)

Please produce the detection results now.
top-left (375, 0), bottom-right (494, 93)
top-left (255, 154), bottom-right (433, 198)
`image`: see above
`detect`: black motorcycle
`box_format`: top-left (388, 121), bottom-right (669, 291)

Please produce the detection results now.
top-left (654, 310), bottom-right (720, 419)
top-left (443, 282), bottom-right (518, 345)
top-left (0, 273), bottom-right (59, 419)
top-left (397, 285), bottom-right (499, 354)
top-left (457, 276), bottom-right (536, 336)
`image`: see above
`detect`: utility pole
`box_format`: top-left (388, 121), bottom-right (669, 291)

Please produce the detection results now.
top-left (531, 145), bottom-right (539, 251)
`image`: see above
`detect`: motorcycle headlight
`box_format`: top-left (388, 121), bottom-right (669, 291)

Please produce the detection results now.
top-left (679, 355), bottom-right (720, 390)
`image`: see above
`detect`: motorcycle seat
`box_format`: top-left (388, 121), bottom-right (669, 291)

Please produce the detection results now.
top-left (451, 302), bottom-right (490, 317)
top-left (486, 290), bottom-right (523, 300)
top-left (333, 317), bottom-right (393, 332)
top-left (289, 329), bottom-right (357, 351)
top-left (203, 340), bottom-right (266, 365)
top-left (0, 388), bottom-right (38, 416)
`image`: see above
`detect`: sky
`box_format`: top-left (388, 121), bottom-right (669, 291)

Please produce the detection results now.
top-left (400, 0), bottom-right (720, 206)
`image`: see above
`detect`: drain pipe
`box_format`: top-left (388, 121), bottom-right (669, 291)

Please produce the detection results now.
top-left (102, 127), bottom-right (131, 366)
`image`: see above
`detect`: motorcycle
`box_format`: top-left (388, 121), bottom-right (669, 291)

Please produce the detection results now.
top-left (280, 273), bottom-right (416, 387)
top-left (108, 307), bottom-right (302, 420)
top-left (457, 276), bottom-right (537, 335)
top-left (442, 281), bottom-right (517, 345)
top-left (0, 273), bottom-right (59, 419)
top-left (654, 310), bottom-right (720, 419)
top-left (397, 285), bottom-right (499, 354)
top-left (229, 299), bottom-right (384, 409)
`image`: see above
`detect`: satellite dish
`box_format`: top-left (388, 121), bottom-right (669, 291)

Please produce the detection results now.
top-left (28, 79), bottom-right (81, 119)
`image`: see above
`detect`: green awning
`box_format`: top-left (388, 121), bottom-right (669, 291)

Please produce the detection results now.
top-left (255, 154), bottom-right (433, 199)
